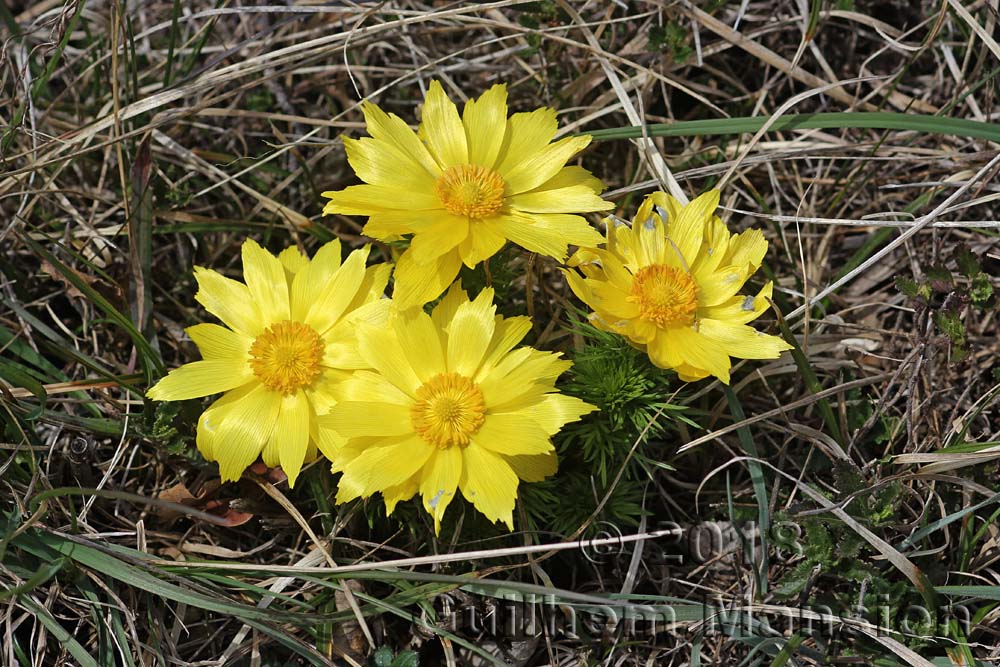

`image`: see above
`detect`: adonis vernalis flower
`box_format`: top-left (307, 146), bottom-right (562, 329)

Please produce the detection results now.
top-left (321, 80), bottom-right (612, 308)
top-left (147, 239), bottom-right (391, 487)
top-left (318, 285), bottom-right (594, 533)
top-left (564, 190), bottom-right (791, 384)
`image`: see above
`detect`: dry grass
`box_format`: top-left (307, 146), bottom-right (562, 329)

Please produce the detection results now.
top-left (1, 1), bottom-right (999, 665)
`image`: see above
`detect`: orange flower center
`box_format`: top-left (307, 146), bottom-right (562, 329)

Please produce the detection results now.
top-left (411, 372), bottom-right (487, 448)
top-left (249, 320), bottom-right (324, 394)
top-left (629, 264), bottom-right (699, 328)
top-left (434, 164), bottom-right (506, 219)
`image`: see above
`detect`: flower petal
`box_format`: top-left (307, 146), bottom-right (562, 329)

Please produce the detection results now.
top-left (272, 390), bottom-right (311, 487)
top-left (463, 83), bottom-right (508, 168)
top-left (194, 267), bottom-right (264, 337)
top-left (323, 401), bottom-right (414, 438)
top-left (196, 383), bottom-right (255, 463)
top-left (495, 212), bottom-right (603, 261)
top-left (322, 183), bottom-right (441, 215)
top-left (497, 393), bottom-right (595, 435)
top-left (445, 287), bottom-right (496, 377)
top-left (290, 240), bottom-right (342, 322)
top-left (669, 190), bottom-right (717, 268)
top-left (430, 282), bottom-right (469, 330)
top-left (335, 370), bottom-right (412, 405)
top-left (304, 245), bottom-right (370, 334)
top-left (668, 326), bottom-right (733, 384)
top-left (473, 412), bottom-right (552, 456)
top-left (419, 80), bottom-right (467, 166)
top-left (383, 475), bottom-right (420, 515)
top-left (507, 185), bottom-right (611, 214)
top-left (697, 319), bottom-right (791, 359)
top-left (360, 99), bottom-right (442, 176)
top-left (407, 215), bottom-right (469, 264)
top-left (419, 446), bottom-right (463, 534)
top-left (503, 135), bottom-right (591, 194)
top-left (278, 247), bottom-right (309, 276)
top-left (186, 323), bottom-right (251, 360)
top-left (458, 219), bottom-right (507, 267)
top-left (459, 444), bottom-right (518, 530)
top-left (495, 107), bottom-right (558, 176)
top-left (147, 360), bottom-right (254, 401)
top-left (342, 135), bottom-right (437, 190)
top-left (504, 451), bottom-right (557, 482)
top-left (356, 321), bottom-right (422, 397)
top-left (396, 310), bottom-right (446, 383)
top-left (337, 435), bottom-right (434, 500)
top-left (392, 247), bottom-right (463, 310)
top-left (242, 239), bottom-right (290, 323)
top-left (213, 384), bottom-right (281, 482)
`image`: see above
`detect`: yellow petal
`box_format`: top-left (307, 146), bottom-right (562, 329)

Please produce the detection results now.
top-left (334, 370), bottom-right (412, 405)
top-left (723, 227), bottom-right (768, 272)
top-left (459, 444), bottom-right (518, 530)
top-left (242, 239), bottom-right (290, 323)
top-left (323, 401), bottom-right (413, 438)
top-left (473, 412), bottom-right (552, 456)
top-left (383, 475), bottom-right (420, 515)
top-left (147, 360), bottom-right (254, 401)
top-left (495, 107), bottom-right (558, 176)
top-left (669, 326), bottom-right (732, 384)
top-left (479, 349), bottom-right (571, 408)
top-left (272, 390), bottom-right (311, 487)
top-left (278, 247), bottom-right (309, 276)
top-left (338, 435), bottom-right (434, 500)
top-left (503, 135), bottom-right (591, 194)
top-left (342, 135), bottom-right (437, 191)
top-left (396, 310), bottom-right (446, 382)
top-left (356, 321), bottom-right (421, 397)
top-left (462, 83), bottom-right (508, 168)
top-left (646, 330), bottom-right (684, 370)
top-left (196, 383), bottom-right (255, 463)
top-left (359, 99), bottom-right (442, 177)
top-left (445, 287), bottom-right (496, 377)
top-left (407, 215), bottom-right (469, 264)
top-left (194, 267), bottom-right (264, 337)
top-left (697, 319), bottom-right (792, 359)
top-left (507, 185), bottom-right (611, 214)
top-left (692, 214), bottom-right (731, 276)
top-left (392, 247), bottom-right (463, 309)
top-left (532, 164), bottom-right (604, 194)
top-left (305, 368), bottom-right (346, 416)
top-left (290, 240), bottom-right (342, 321)
top-left (501, 393), bottom-right (595, 435)
top-left (186, 323), bottom-right (251, 360)
top-left (323, 183), bottom-right (441, 215)
top-left (420, 446), bottom-right (463, 534)
top-left (476, 315), bottom-right (532, 380)
top-left (702, 282), bottom-right (774, 325)
top-left (419, 80), bottom-right (467, 166)
top-left (496, 212), bottom-right (603, 261)
top-left (697, 264), bottom-right (749, 307)
top-left (304, 245), bottom-right (370, 334)
top-left (458, 218), bottom-right (506, 267)
top-left (669, 190), bottom-right (718, 268)
top-left (213, 384), bottom-right (281, 482)
top-left (430, 282), bottom-right (469, 330)
top-left (504, 451), bottom-right (557, 482)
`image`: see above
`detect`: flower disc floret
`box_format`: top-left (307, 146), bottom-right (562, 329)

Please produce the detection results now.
top-left (411, 372), bottom-right (486, 448)
top-left (249, 320), bottom-right (324, 394)
top-left (434, 164), bottom-right (506, 219)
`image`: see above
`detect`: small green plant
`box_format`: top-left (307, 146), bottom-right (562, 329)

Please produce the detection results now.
top-left (372, 646), bottom-right (419, 667)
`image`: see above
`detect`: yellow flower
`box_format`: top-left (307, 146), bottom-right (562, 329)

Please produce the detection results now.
top-left (147, 239), bottom-right (392, 487)
top-left (318, 285), bottom-right (595, 533)
top-left (564, 190), bottom-right (792, 384)
top-left (321, 80), bottom-right (612, 309)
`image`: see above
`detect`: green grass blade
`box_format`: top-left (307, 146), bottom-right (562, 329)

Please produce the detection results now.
top-left (586, 112), bottom-right (1000, 143)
